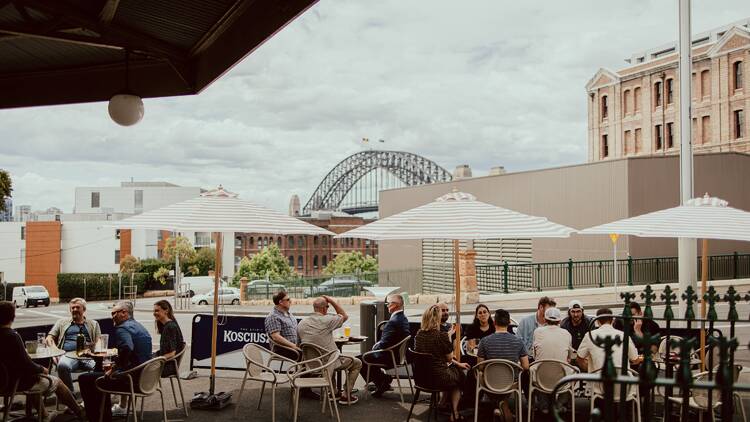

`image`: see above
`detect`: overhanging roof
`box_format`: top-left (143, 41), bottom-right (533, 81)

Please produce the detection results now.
top-left (0, 0), bottom-right (318, 109)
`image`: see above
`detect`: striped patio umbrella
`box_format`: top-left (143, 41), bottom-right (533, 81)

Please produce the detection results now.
top-left (108, 185), bottom-right (333, 396)
top-left (337, 191), bottom-right (576, 354)
top-left (579, 194), bottom-right (750, 369)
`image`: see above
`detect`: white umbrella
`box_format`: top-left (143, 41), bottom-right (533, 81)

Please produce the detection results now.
top-left (337, 191), bottom-right (577, 354)
top-left (108, 186), bottom-right (333, 397)
top-left (579, 194), bottom-right (750, 369)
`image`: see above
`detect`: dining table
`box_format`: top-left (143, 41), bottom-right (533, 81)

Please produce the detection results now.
top-left (333, 336), bottom-right (367, 392)
top-left (64, 349), bottom-right (118, 371)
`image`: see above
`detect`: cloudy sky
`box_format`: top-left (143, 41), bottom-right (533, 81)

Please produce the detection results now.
top-left (1, 1), bottom-right (749, 214)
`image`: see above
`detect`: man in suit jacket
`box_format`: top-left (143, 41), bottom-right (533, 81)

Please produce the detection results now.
top-left (359, 294), bottom-right (410, 397)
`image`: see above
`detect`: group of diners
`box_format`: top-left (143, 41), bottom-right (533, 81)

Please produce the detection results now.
top-left (0, 297), bottom-right (184, 422)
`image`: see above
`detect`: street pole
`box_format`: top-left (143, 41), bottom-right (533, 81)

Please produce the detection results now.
top-left (678, 0), bottom-right (697, 319)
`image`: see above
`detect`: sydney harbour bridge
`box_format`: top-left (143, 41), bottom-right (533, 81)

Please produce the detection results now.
top-left (302, 150), bottom-right (453, 215)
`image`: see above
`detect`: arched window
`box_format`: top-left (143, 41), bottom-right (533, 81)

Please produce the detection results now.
top-left (701, 70), bottom-right (711, 98)
top-left (313, 256), bottom-right (318, 269)
top-left (277, 237), bottom-right (282, 247)
top-left (356, 239), bottom-right (361, 248)
top-left (623, 89), bottom-right (631, 115)
top-left (654, 81), bottom-right (662, 107)
top-left (257, 237), bottom-right (262, 248)
top-left (297, 236), bottom-right (304, 248)
top-left (323, 236), bottom-right (328, 246)
top-left (734, 61), bottom-right (744, 91)
top-left (633, 87), bottom-right (642, 113)
top-left (600, 95), bottom-right (608, 120)
top-left (288, 235), bottom-right (294, 248)
top-left (322, 255), bottom-right (328, 267)
top-left (288, 256), bottom-right (294, 266)
top-left (249, 237), bottom-right (254, 247)
top-left (297, 256), bottom-right (303, 269)
top-left (313, 236), bottom-right (318, 246)
top-left (666, 78), bottom-right (674, 104)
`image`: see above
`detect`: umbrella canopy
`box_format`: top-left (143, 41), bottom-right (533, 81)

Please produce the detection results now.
top-left (578, 194), bottom-right (750, 241)
top-left (108, 185), bottom-right (333, 236)
top-left (335, 191), bottom-right (577, 241)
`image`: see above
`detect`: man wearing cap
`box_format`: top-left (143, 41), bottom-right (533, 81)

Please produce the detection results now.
top-left (516, 296), bottom-right (555, 360)
top-left (532, 307), bottom-right (573, 362)
top-left (561, 300), bottom-right (593, 350)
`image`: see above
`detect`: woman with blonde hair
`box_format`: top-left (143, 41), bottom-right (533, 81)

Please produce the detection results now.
top-left (415, 304), bottom-right (469, 421)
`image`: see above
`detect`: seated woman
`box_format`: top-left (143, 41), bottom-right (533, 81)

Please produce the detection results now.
top-left (415, 305), bottom-right (470, 422)
top-left (464, 304), bottom-right (494, 357)
top-left (152, 300), bottom-right (184, 376)
top-left (0, 301), bottom-right (84, 421)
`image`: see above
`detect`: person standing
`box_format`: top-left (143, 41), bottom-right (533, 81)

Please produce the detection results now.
top-left (264, 291), bottom-right (301, 360)
top-left (560, 300), bottom-right (593, 351)
top-left (297, 296), bottom-right (362, 404)
top-left (516, 297), bottom-right (555, 360)
top-left (78, 301), bottom-right (153, 422)
top-left (45, 297), bottom-right (101, 392)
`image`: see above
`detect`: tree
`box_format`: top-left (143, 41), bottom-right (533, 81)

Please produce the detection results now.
top-left (188, 247), bottom-right (215, 276)
top-left (0, 170), bottom-right (11, 212)
top-left (187, 265), bottom-right (200, 276)
top-left (231, 244), bottom-right (294, 285)
top-left (163, 236), bottom-right (197, 264)
top-left (154, 267), bottom-right (171, 285)
top-left (323, 251), bottom-right (378, 275)
top-left (119, 255), bottom-right (140, 275)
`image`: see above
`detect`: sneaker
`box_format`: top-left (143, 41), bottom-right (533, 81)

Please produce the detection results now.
top-left (337, 395), bottom-right (359, 405)
top-left (111, 404), bottom-right (128, 417)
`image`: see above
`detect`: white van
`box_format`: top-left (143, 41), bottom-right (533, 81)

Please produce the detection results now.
top-left (179, 276), bottom-right (225, 297)
top-left (12, 285), bottom-right (51, 308)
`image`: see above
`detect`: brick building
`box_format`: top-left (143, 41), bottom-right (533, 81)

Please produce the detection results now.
top-left (587, 18), bottom-right (750, 162)
top-left (234, 211), bottom-right (377, 276)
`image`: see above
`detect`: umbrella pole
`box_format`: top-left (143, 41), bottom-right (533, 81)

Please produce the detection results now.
top-left (453, 240), bottom-right (462, 357)
top-left (210, 232), bottom-right (223, 395)
top-left (700, 238), bottom-right (708, 372)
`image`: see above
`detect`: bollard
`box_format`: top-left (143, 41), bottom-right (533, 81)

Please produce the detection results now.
top-left (239, 277), bottom-right (248, 302)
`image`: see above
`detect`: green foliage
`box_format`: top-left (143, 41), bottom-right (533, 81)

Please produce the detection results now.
top-left (162, 236), bottom-right (196, 263)
top-left (189, 247), bottom-right (215, 276)
top-left (57, 273), bottom-right (149, 301)
top-left (0, 170), bottom-right (11, 212)
top-left (231, 244), bottom-right (294, 285)
top-left (139, 258), bottom-right (169, 281)
top-left (119, 255), bottom-right (140, 275)
top-left (154, 267), bottom-right (170, 285)
top-left (323, 251), bottom-right (378, 275)
top-left (187, 265), bottom-right (200, 276)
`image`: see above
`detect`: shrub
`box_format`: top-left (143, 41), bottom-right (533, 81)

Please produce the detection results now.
top-left (57, 273), bottom-right (149, 301)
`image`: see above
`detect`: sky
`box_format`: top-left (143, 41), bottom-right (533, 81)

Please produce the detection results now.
top-left (1, 1), bottom-right (749, 214)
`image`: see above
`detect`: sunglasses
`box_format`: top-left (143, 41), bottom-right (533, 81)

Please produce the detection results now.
top-left (111, 309), bottom-right (125, 316)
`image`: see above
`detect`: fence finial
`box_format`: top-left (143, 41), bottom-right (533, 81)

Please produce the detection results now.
top-left (682, 285), bottom-right (697, 320)
top-left (724, 286), bottom-right (740, 322)
top-left (641, 285), bottom-right (656, 319)
top-left (662, 285), bottom-right (676, 321)
top-left (704, 286), bottom-right (720, 322)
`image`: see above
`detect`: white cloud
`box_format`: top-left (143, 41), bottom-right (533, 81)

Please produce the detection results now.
top-left (1, 1), bottom-right (749, 213)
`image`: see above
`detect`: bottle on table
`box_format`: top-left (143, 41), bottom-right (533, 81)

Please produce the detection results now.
top-left (76, 331), bottom-right (85, 356)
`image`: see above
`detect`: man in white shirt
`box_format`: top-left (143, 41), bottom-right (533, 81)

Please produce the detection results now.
top-left (532, 307), bottom-right (572, 362)
top-left (577, 308), bottom-right (641, 395)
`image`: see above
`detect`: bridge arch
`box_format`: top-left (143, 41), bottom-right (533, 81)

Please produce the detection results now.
top-left (303, 150), bottom-right (453, 215)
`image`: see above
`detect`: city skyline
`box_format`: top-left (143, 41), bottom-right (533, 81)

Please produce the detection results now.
top-left (1, 2), bottom-right (749, 213)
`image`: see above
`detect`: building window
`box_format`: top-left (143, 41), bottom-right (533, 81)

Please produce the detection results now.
top-left (633, 87), bottom-right (641, 113)
top-left (313, 236), bottom-right (318, 246)
top-left (655, 124), bottom-right (663, 150)
top-left (323, 236), bottom-right (328, 246)
top-left (322, 255), bottom-right (328, 267)
top-left (735, 110), bottom-right (745, 139)
top-left (134, 190), bottom-right (143, 212)
top-left (702, 116), bottom-right (711, 144)
top-left (600, 95), bottom-right (608, 120)
top-left (249, 237), bottom-right (254, 247)
top-left (288, 255), bottom-right (294, 267)
top-left (297, 236), bottom-right (304, 248)
top-left (666, 79), bottom-right (674, 104)
top-left (277, 237), bottom-right (282, 247)
top-left (601, 134), bottom-right (609, 158)
top-left (667, 122), bottom-right (674, 148)
top-left (734, 61), bottom-right (744, 91)
top-left (158, 231), bottom-right (164, 241)
top-left (701, 70), bottom-right (711, 98)
top-left (297, 256), bottom-right (303, 269)
top-left (654, 81), bottom-right (662, 107)
top-left (91, 192), bottom-right (100, 208)
top-left (692, 72), bottom-right (698, 99)
top-left (634, 128), bottom-right (642, 153)
top-left (116, 229), bottom-right (121, 240)
top-left (623, 90), bottom-right (631, 115)
top-left (624, 130), bottom-right (632, 154)
top-left (20, 248), bottom-right (24, 264)
top-left (20, 226), bottom-right (25, 240)
top-left (313, 256), bottom-right (318, 269)
top-left (115, 250), bottom-right (120, 264)
top-left (356, 239), bottom-right (361, 248)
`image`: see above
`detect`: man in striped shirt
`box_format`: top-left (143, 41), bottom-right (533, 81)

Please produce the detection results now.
top-left (477, 309), bottom-right (529, 370)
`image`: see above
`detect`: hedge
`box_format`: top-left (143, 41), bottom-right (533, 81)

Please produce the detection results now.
top-left (57, 273), bottom-right (150, 302)
top-left (2, 283), bottom-right (24, 301)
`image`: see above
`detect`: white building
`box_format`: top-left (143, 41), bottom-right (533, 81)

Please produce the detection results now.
top-left (74, 181), bottom-right (201, 214)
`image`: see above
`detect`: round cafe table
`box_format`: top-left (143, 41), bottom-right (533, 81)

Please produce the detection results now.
top-left (333, 336), bottom-right (367, 392)
top-left (65, 350), bottom-right (118, 371)
top-left (27, 347), bottom-right (65, 361)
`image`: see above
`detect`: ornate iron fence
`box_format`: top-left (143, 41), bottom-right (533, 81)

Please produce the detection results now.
top-left (476, 252), bottom-right (750, 293)
top-left (551, 284), bottom-right (747, 421)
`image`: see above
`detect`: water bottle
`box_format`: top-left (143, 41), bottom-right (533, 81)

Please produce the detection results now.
top-left (76, 331), bottom-right (85, 356)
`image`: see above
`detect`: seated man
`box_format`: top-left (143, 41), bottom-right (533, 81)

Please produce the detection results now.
top-left (46, 297), bottom-right (101, 392)
top-left (532, 307), bottom-right (572, 362)
top-left (79, 301), bottom-right (153, 422)
top-left (0, 301), bottom-right (83, 421)
top-left (265, 291), bottom-right (301, 360)
top-left (560, 300), bottom-right (593, 351)
top-left (358, 294), bottom-right (410, 397)
top-left (516, 297), bottom-right (555, 361)
top-left (613, 301), bottom-right (661, 356)
top-left (577, 308), bottom-right (641, 396)
top-left (297, 295), bottom-right (362, 404)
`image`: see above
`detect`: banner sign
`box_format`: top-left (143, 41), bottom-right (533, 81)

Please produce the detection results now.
top-left (190, 313), bottom-right (276, 371)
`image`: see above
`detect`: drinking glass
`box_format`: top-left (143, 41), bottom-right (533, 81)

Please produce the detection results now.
top-left (343, 326), bottom-right (351, 337)
top-left (98, 334), bottom-right (109, 352)
top-left (37, 333), bottom-right (47, 353)
top-left (25, 340), bottom-right (38, 354)
top-left (102, 357), bottom-right (113, 372)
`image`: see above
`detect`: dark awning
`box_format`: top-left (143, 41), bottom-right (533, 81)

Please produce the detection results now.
top-left (0, 0), bottom-right (317, 109)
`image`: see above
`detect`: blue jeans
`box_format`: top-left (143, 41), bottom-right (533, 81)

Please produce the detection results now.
top-left (57, 355), bottom-right (95, 391)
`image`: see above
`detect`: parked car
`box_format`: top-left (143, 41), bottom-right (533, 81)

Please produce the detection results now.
top-left (12, 285), bottom-right (50, 308)
top-left (179, 276), bottom-right (225, 297)
top-left (191, 287), bottom-right (241, 305)
top-left (304, 278), bottom-right (373, 298)
top-left (247, 279), bottom-right (286, 295)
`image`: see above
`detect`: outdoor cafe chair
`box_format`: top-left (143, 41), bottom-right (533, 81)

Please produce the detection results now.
top-left (588, 368), bottom-right (641, 422)
top-left (405, 348), bottom-right (443, 422)
top-left (362, 335), bottom-right (413, 404)
top-left (300, 342), bottom-right (356, 406)
top-left (286, 349), bottom-right (341, 422)
top-left (667, 364), bottom-right (743, 422)
top-left (0, 362), bottom-right (56, 422)
top-left (160, 343), bottom-right (189, 417)
top-left (95, 356), bottom-right (167, 422)
top-left (527, 359), bottom-right (579, 422)
top-left (472, 359), bottom-right (524, 422)
top-left (234, 344), bottom-right (295, 422)
top-left (269, 337), bottom-right (301, 363)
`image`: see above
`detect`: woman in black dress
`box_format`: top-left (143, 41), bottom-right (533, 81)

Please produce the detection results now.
top-left (153, 300), bottom-right (184, 376)
top-left (465, 304), bottom-right (494, 352)
top-left (415, 305), bottom-right (469, 421)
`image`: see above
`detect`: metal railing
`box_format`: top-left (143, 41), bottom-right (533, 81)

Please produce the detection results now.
top-left (551, 284), bottom-right (747, 422)
top-left (475, 252), bottom-right (750, 294)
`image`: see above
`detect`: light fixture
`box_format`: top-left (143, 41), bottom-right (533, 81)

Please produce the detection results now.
top-left (108, 50), bottom-right (144, 126)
